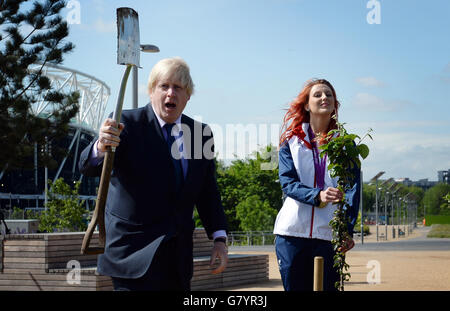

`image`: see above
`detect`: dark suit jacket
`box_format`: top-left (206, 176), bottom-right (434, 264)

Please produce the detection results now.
top-left (78, 104), bottom-right (227, 285)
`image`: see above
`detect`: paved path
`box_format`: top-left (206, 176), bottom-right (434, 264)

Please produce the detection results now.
top-left (216, 225), bottom-right (450, 291)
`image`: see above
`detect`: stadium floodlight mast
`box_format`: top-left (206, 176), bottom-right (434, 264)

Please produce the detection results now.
top-left (369, 172), bottom-right (385, 242)
top-left (132, 44), bottom-right (160, 109)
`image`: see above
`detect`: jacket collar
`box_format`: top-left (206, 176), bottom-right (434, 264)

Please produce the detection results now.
top-left (292, 123), bottom-right (313, 150)
top-left (150, 104), bottom-right (183, 129)
top-left (294, 122), bottom-right (339, 149)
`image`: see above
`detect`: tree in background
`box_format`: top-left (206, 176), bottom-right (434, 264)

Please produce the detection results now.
top-left (0, 0), bottom-right (79, 171)
top-left (235, 195), bottom-right (278, 231)
top-left (38, 178), bottom-right (87, 232)
top-left (362, 183), bottom-right (376, 213)
top-left (363, 183), bottom-right (426, 219)
top-left (353, 211), bottom-right (370, 235)
top-left (444, 193), bottom-right (450, 212)
top-left (215, 145), bottom-right (282, 232)
top-left (399, 185), bottom-right (425, 217)
top-left (423, 183), bottom-right (450, 216)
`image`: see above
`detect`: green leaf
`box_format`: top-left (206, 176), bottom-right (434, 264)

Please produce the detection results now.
top-left (346, 134), bottom-right (360, 141)
top-left (357, 144), bottom-right (370, 159)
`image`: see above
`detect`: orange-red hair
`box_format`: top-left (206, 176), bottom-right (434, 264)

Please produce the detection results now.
top-left (279, 78), bottom-right (340, 147)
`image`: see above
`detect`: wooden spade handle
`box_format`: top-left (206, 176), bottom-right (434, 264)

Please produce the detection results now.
top-left (81, 149), bottom-right (115, 255)
top-left (314, 256), bottom-right (324, 291)
top-left (81, 65), bottom-right (131, 255)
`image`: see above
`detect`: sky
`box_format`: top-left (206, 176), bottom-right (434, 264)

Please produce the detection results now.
top-left (54, 0), bottom-right (450, 182)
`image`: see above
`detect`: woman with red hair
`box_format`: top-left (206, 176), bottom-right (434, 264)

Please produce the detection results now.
top-left (273, 79), bottom-right (360, 291)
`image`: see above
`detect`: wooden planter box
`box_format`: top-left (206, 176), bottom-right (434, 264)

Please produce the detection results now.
top-left (0, 229), bottom-right (268, 291)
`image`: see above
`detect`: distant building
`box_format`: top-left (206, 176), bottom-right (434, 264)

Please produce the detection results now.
top-left (394, 177), bottom-right (437, 191)
top-left (438, 170), bottom-right (450, 184)
top-left (395, 178), bottom-right (413, 187)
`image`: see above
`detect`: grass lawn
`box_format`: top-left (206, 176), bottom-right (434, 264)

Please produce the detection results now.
top-left (427, 224), bottom-right (450, 238)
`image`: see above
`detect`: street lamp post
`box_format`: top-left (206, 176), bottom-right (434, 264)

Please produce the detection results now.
top-left (402, 194), bottom-right (410, 236)
top-left (415, 201), bottom-right (418, 228)
top-left (397, 195), bottom-right (402, 237)
top-left (379, 178), bottom-right (393, 240)
top-left (384, 182), bottom-right (398, 239)
top-left (360, 170), bottom-right (364, 244)
top-left (404, 197), bottom-right (407, 234)
top-left (391, 187), bottom-right (400, 239)
top-left (43, 136), bottom-right (49, 211)
top-left (132, 44), bottom-right (160, 109)
top-left (406, 199), bottom-right (409, 235)
top-left (384, 187), bottom-right (388, 239)
top-left (370, 172), bottom-right (385, 242)
top-left (404, 192), bottom-right (417, 236)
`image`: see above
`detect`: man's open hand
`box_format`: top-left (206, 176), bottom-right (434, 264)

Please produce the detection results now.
top-left (209, 241), bottom-right (228, 274)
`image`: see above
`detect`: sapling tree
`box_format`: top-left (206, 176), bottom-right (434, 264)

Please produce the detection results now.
top-left (319, 120), bottom-right (372, 291)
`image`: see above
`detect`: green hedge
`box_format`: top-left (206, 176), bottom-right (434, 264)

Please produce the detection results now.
top-left (425, 215), bottom-right (450, 226)
top-left (353, 224), bottom-right (370, 235)
top-left (427, 224), bottom-right (450, 238)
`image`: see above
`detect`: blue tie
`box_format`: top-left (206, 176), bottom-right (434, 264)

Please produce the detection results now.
top-left (164, 123), bottom-right (183, 192)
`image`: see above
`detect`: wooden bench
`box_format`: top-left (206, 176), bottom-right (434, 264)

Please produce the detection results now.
top-left (0, 229), bottom-right (268, 291)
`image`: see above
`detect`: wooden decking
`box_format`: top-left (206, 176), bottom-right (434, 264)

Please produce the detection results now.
top-left (0, 229), bottom-right (268, 291)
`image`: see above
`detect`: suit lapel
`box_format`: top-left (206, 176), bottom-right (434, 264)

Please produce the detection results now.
top-left (145, 104), bottom-right (166, 143)
top-left (181, 114), bottom-right (194, 188)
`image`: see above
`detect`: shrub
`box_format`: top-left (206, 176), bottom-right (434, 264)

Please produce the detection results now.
top-left (38, 178), bottom-right (87, 232)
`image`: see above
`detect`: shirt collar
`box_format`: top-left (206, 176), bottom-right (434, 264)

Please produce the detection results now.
top-left (151, 104), bottom-right (182, 129)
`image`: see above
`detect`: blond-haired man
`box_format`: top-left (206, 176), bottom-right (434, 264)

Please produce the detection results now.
top-left (79, 57), bottom-right (228, 290)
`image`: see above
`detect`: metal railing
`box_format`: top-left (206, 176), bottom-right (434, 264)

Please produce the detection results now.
top-left (228, 231), bottom-right (275, 246)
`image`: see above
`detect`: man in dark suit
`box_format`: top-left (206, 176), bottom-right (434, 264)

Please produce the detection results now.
top-left (78, 57), bottom-right (228, 291)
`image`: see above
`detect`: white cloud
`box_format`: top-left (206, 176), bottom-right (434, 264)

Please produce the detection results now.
top-left (347, 122), bottom-right (450, 181)
top-left (353, 92), bottom-right (384, 109)
top-left (93, 18), bottom-right (115, 33)
top-left (356, 76), bottom-right (386, 87)
top-left (77, 18), bottom-right (115, 34)
top-left (362, 134), bottom-right (450, 181)
top-left (352, 93), bottom-right (409, 112)
top-left (349, 120), bottom-right (449, 133)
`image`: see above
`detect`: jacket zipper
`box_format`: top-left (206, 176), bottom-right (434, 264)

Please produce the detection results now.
top-left (309, 175), bottom-right (316, 238)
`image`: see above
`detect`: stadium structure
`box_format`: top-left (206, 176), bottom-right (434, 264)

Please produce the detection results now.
top-left (0, 63), bottom-right (110, 213)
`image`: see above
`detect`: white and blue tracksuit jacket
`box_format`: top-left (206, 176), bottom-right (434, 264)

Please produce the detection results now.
top-left (273, 123), bottom-right (360, 241)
